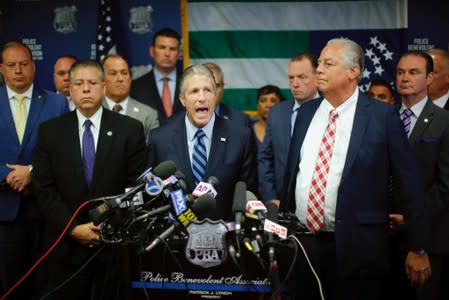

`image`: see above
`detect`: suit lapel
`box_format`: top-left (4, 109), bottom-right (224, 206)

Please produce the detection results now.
top-left (91, 110), bottom-right (115, 189)
top-left (171, 117), bottom-right (195, 189)
top-left (341, 95), bottom-right (370, 182)
top-left (67, 112), bottom-right (87, 191)
top-left (206, 118), bottom-right (227, 179)
top-left (443, 96), bottom-right (449, 110)
top-left (0, 87), bottom-right (19, 146)
top-left (409, 100), bottom-right (434, 146)
top-left (21, 87), bottom-right (45, 149)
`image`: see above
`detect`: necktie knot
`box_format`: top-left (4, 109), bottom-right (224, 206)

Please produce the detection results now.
top-left (329, 109), bottom-right (338, 120)
top-left (84, 119), bottom-right (93, 130)
top-left (195, 129), bottom-right (206, 140)
top-left (112, 104), bottom-right (122, 113)
top-left (14, 94), bottom-right (26, 102)
top-left (402, 108), bottom-right (413, 118)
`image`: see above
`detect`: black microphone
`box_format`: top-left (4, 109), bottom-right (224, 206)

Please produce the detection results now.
top-left (89, 160), bottom-right (177, 224)
top-left (266, 202), bottom-right (281, 300)
top-left (144, 193), bottom-right (216, 252)
top-left (232, 181), bottom-right (247, 236)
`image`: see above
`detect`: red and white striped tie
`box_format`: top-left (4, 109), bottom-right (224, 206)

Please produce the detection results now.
top-left (306, 109), bottom-right (338, 233)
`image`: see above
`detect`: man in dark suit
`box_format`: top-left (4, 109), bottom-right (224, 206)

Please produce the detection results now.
top-left (281, 38), bottom-right (431, 300)
top-left (258, 53), bottom-right (319, 205)
top-left (427, 48), bottom-right (449, 109)
top-left (147, 64), bottom-right (257, 221)
top-left (0, 41), bottom-right (68, 300)
top-left (33, 60), bottom-right (146, 299)
top-left (130, 28), bottom-right (184, 125)
top-left (393, 51), bottom-right (449, 300)
top-left (203, 62), bottom-right (251, 127)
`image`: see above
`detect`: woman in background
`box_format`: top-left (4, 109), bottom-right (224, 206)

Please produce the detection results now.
top-left (253, 84), bottom-right (282, 147)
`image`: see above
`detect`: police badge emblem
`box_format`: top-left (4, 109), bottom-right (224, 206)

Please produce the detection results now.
top-left (185, 219), bottom-right (228, 268)
top-left (53, 6), bottom-right (77, 34)
top-left (129, 6), bottom-right (153, 34)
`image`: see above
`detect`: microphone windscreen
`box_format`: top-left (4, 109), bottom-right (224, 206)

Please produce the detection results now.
top-left (266, 202), bottom-right (279, 223)
top-left (192, 194), bottom-right (216, 219)
top-left (245, 190), bottom-right (258, 202)
top-left (232, 181), bottom-right (247, 213)
top-left (207, 176), bottom-right (220, 188)
top-left (152, 160), bottom-right (177, 179)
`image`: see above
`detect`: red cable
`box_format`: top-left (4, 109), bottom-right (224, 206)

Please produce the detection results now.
top-left (0, 199), bottom-right (99, 300)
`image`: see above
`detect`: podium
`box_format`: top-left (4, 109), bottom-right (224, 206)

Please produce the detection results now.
top-left (127, 227), bottom-right (296, 300)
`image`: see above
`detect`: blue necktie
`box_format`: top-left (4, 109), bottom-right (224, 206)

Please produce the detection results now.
top-left (83, 120), bottom-right (95, 186)
top-left (192, 129), bottom-right (207, 185)
top-left (401, 108), bottom-right (413, 136)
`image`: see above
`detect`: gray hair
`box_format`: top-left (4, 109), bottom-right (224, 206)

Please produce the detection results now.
top-left (180, 64), bottom-right (216, 96)
top-left (327, 38), bottom-right (365, 81)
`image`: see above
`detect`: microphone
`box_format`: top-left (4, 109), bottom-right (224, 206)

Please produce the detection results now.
top-left (266, 202), bottom-right (281, 300)
top-left (246, 198), bottom-right (267, 220)
top-left (192, 176), bottom-right (219, 198)
top-left (144, 193), bottom-right (216, 252)
top-left (232, 181), bottom-right (247, 236)
top-left (89, 161), bottom-right (177, 224)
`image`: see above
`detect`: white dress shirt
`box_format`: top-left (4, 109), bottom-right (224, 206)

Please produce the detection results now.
top-left (295, 89), bottom-right (358, 231)
top-left (77, 107), bottom-right (103, 154)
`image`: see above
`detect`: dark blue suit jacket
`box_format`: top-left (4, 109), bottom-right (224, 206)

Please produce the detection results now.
top-left (0, 85), bottom-right (68, 221)
top-left (281, 94), bottom-right (429, 279)
top-left (258, 100), bottom-right (295, 202)
top-left (147, 114), bottom-right (258, 220)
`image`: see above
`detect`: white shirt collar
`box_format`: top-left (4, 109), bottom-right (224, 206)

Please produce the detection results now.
top-left (185, 113), bottom-right (216, 142)
top-left (105, 96), bottom-right (129, 113)
top-left (6, 84), bottom-right (34, 100)
top-left (77, 106), bottom-right (103, 130)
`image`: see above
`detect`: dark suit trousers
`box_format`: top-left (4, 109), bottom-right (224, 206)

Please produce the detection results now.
top-left (41, 246), bottom-right (126, 300)
top-left (0, 206), bottom-right (43, 300)
top-left (295, 233), bottom-right (388, 300)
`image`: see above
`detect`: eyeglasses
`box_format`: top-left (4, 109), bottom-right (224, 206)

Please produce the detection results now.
top-left (71, 80), bottom-right (101, 89)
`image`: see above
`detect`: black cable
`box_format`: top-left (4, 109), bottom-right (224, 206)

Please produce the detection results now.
top-left (39, 245), bottom-right (105, 300)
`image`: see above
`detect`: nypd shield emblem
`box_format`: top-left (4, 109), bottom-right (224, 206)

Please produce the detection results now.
top-left (185, 219), bottom-right (228, 268)
top-left (53, 6), bottom-right (77, 34)
top-left (129, 6), bottom-right (153, 34)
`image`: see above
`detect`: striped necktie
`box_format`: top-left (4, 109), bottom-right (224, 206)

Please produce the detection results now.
top-left (401, 108), bottom-right (413, 136)
top-left (192, 129), bottom-right (207, 185)
top-left (13, 95), bottom-right (27, 144)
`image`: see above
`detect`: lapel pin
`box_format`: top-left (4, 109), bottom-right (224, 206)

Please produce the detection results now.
top-left (424, 118), bottom-right (428, 123)
top-left (133, 107), bottom-right (139, 112)
top-left (107, 131), bottom-right (113, 136)
top-left (38, 95), bottom-right (42, 100)
top-left (220, 137), bottom-right (226, 142)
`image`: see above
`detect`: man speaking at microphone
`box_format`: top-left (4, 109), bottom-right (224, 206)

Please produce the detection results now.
top-left (33, 60), bottom-right (146, 299)
top-left (147, 64), bottom-right (258, 220)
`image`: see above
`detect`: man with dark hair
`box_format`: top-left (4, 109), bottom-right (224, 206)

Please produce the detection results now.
top-left (393, 50), bottom-right (449, 300)
top-left (33, 59), bottom-right (146, 299)
top-left (53, 54), bottom-right (77, 110)
top-left (130, 27), bottom-right (184, 124)
top-left (258, 53), bottom-right (319, 205)
top-left (0, 41), bottom-right (68, 300)
top-left (368, 78), bottom-right (396, 104)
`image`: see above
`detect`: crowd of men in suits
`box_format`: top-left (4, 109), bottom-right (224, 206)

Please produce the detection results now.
top-left (1, 27), bottom-right (449, 300)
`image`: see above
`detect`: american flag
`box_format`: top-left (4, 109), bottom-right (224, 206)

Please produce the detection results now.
top-left (96, 0), bottom-right (116, 61)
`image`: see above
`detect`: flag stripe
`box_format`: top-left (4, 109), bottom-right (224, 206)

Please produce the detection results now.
top-left (190, 58), bottom-right (290, 88)
top-left (189, 1), bottom-right (407, 31)
top-left (190, 31), bottom-right (310, 59)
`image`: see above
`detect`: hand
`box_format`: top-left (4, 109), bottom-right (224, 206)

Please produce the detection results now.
top-left (5, 164), bottom-right (32, 192)
top-left (405, 251), bottom-right (431, 288)
top-left (268, 199), bottom-right (280, 207)
top-left (70, 222), bottom-right (101, 248)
